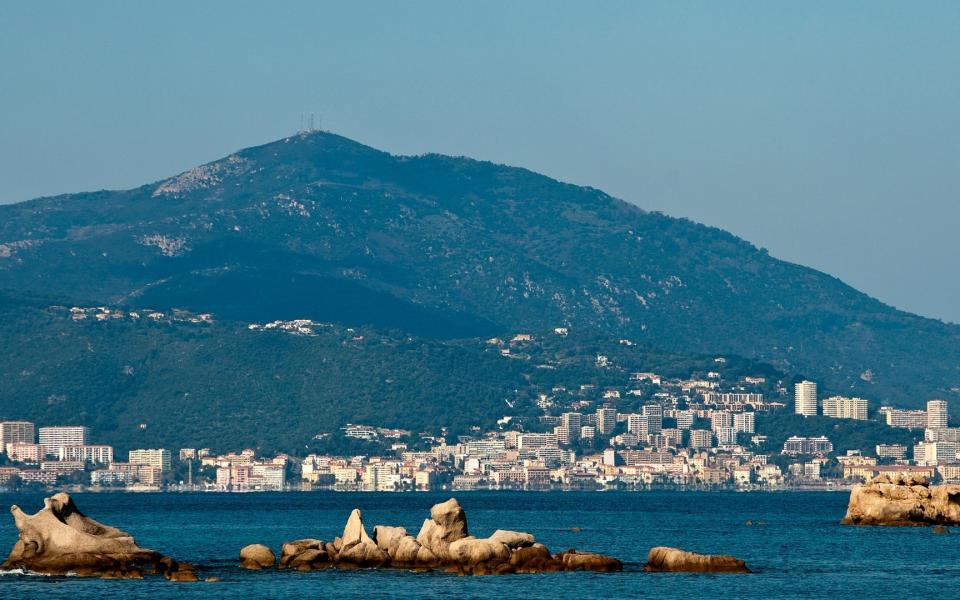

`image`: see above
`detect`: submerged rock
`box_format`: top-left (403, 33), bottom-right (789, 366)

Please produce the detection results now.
top-left (645, 546), bottom-right (750, 573)
top-left (841, 475), bottom-right (960, 526)
top-left (274, 497), bottom-right (621, 575)
top-left (2, 493), bottom-right (195, 581)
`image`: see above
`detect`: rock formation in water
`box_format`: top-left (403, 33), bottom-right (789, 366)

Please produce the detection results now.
top-left (240, 544), bottom-right (276, 570)
top-left (271, 497), bottom-right (621, 575)
top-left (2, 493), bottom-right (196, 581)
top-left (841, 474), bottom-right (960, 526)
top-left (644, 546), bottom-right (750, 573)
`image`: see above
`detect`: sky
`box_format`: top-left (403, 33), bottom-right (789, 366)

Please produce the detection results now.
top-left (1, 2), bottom-right (958, 322)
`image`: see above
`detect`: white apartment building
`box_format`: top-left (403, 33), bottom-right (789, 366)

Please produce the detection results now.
top-left (876, 444), bottom-right (908, 460)
top-left (642, 405), bottom-right (663, 434)
top-left (627, 414), bottom-right (648, 437)
top-left (561, 412), bottom-right (583, 436)
top-left (886, 409), bottom-right (927, 429)
top-left (914, 441), bottom-right (959, 466)
top-left (782, 436), bottom-right (833, 456)
top-left (59, 445), bottom-right (113, 465)
top-left (554, 425), bottom-right (575, 446)
top-left (926, 428), bottom-right (960, 443)
top-left (928, 400), bottom-right (949, 430)
top-left (795, 381), bottom-right (817, 417)
top-left (596, 407), bottom-right (617, 435)
top-left (128, 449), bottom-right (172, 472)
top-left (822, 396), bottom-right (868, 420)
top-left (39, 426), bottom-right (89, 456)
top-left (518, 433), bottom-right (558, 450)
top-left (689, 429), bottom-right (714, 449)
top-left (716, 427), bottom-right (737, 446)
top-left (711, 410), bottom-right (734, 433)
top-left (733, 412), bottom-right (755, 434)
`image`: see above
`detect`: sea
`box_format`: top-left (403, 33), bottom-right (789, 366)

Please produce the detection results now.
top-left (0, 490), bottom-right (954, 599)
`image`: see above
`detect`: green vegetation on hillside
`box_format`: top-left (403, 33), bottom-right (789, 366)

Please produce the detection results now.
top-left (0, 131), bottom-right (958, 423)
top-left (0, 293), bottom-right (785, 454)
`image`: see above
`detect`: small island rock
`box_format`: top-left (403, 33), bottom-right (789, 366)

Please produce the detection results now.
top-left (841, 474), bottom-right (960, 526)
top-left (3, 493), bottom-right (195, 581)
top-left (645, 546), bottom-right (750, 573)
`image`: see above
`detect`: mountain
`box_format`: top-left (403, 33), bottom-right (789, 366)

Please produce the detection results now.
top-left (1, 131), bottom-right (958, 418)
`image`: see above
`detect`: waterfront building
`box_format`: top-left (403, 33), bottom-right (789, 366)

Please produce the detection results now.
top-left (928, 400), bottom-right (949, 430)
top-left (822, 396), bottom-right (868, 420)
top-left (414, 470), bottom-right (437, 490)
top-left (524, 466), bottom-right (552, 488)
top-left (216, 464), bottom-right (252, 489)
top-left (18, 470), bottom-right (57, 485)
top-left (129, 448), bottom-right (172, 472)
top-left (794, 381), bottom-right (817, 417)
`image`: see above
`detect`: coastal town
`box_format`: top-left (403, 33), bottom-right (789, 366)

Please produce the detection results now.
top-left (1, 341), bottom-right (955, 492)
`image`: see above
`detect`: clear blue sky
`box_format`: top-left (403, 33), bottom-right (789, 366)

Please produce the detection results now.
top-left (1, 2), bottom-right (958, 322)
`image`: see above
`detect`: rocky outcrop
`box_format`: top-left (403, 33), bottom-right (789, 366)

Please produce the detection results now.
top-left (841, 474), bottom-right (960, 526)
top-left (274, 497), bottom-right (621, 575)
top-left (645, 546), bottom-right (750, 573)
top-left (279, 539), bottom-right (328, 570)
top-left (239, 544), bottom-right (276, 570)
top-left (3, 493), bottom-right (195, 581)
top-left (489, 529), bottom-right (535, 549)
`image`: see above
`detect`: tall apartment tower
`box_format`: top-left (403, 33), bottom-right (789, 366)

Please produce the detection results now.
top-left (561, 412), bottom-right (583, 438)
top-left (795, 381), bottom-right (818, 417)
top-left (927, 400), bottom-right (949, 430)
top-left (596, 407), bottom-right (617, 435)
top-left (0, 421), bottom-right (36, 454)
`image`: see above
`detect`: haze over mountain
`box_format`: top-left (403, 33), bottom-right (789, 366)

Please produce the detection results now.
top-left (0, 131), bottom-right (958, 438)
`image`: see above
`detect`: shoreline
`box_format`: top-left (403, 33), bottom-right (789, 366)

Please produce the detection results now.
top-left (0, 484), bottom-right (857, 494)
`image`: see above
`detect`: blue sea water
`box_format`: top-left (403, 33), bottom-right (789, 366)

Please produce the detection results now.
top-left (0, 490), bottom-right (954, 599)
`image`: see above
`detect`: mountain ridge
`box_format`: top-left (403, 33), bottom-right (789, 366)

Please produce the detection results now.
top-left (0, 131), bottom-right (957, 412)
